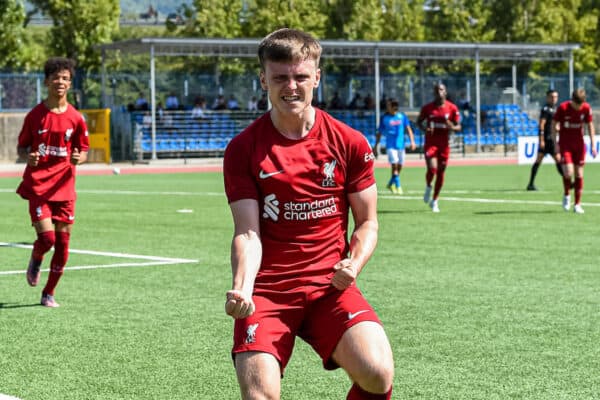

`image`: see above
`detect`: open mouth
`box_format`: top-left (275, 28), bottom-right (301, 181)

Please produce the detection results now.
top-left (282, 95), bottom-right (301, 102)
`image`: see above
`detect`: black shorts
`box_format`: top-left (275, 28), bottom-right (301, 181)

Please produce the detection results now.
top-left (539, 139), bottom-right (556, 155)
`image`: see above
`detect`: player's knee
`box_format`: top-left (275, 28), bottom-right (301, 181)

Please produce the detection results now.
top-left (37, 231), bottom-right (56, 252)
top-left (356, 358), bottom-right (395, 393)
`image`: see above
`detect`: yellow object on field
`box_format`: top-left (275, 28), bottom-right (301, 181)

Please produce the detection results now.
top-left (81, 108), bottom-right (111, 164)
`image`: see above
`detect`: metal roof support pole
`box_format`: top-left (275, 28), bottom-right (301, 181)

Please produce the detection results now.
top-left (419, 60), bottom-right (425, 107)
top-left (475, 48), bottom-right (481, 153)
top-left (512, 63), bottom-right (517, 105)
top-left (374, 46), bottom-right (381, 132)
top-left (569, 50), bottom-right (574, 95)
top-left (150, 44), bottom-right (157, 160)
top-left (101, 49), bottom-right (107, 108)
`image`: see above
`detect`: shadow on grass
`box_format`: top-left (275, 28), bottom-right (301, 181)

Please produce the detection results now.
top-left (0, 302), bottom-right (40, 309)
top-left (474, 210), bottom-right (555, 215)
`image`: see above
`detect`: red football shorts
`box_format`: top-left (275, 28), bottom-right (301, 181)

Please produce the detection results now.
top-left (560, 142), bottom-right (586, 166)
top-left (28, 199), bottom-right (76, 225)
top-left (424, 142), bottom-right (450, 162)
top-left (232, 284), bottom-right (381, 373)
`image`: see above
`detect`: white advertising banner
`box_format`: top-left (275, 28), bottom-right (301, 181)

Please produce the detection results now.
top-left (517, 136), bottom-right (600, 165)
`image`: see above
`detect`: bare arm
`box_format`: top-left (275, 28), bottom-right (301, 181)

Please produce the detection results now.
top-left (331, 183), bottom-right (378, 290)
top-left (70, 148), bottom-right (88, 165)
top-left (225, 198), bottom-right (262, 319)
top-left (17, 146), bottom-right (39, 166)
top-left (552, 120), bottom-right (560, 153)
top-left (407, 124), bottom-right (416, 150)
top-left (588, 121), bottom-right (597, 158)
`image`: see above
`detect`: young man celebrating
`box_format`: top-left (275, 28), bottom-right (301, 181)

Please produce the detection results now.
top-left (417, 82), bottom-right (461, 212)
top-left (553, 88), bottom-right (596, 214)
top-left (527, 89), bottom-right (562, 191)
top-left (223, 28), bottom-right (394, 399)
top-left (375, 98), bottom-right (416, 194)
top-left (16, 57), bottom-right (89, 307)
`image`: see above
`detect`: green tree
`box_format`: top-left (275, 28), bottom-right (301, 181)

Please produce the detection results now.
top-left (177, 0), bottom-right (244, 38)
top-left (28, 0), bottom-right (120, 71)
top-left (242, 0), bottom-right (329, 39)
top-left (0, 0), bottom-right (27, 68)
top-left (380, 0), bottom-right (426, 42)
top-left (425, 0), bottom-right (494, 42)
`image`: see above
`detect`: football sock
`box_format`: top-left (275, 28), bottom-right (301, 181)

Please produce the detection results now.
top-left (43, 232), bottom-right (70, 296)
top-left (426, 168), bottom-right (437, 186)
top-left (393, 175), bottom-right (400, 187)
top-left (555, 163), bottom-right (564, 177)
top-left (562, 177), bottom-right (571, 195)
top-left (528, 162), bottom-right (540, 185)
top-left (347, 383), bottom-right (392, 399)
top-left (574, 177), bottom-right (583, 204)
top-left (434, 169), bottom-right (445, 199)
top-left (32, 231), bottom-right (56, 262)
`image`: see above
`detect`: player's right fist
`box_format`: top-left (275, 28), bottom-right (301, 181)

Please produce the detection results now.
top-left (28, 152), bottom-right (40, 167)
top-left (225, 290), bottom-right (255, 319)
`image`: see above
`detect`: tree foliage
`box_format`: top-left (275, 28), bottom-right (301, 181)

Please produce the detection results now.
top-left (0, 0), bottom-right (27, 68)
top-left (28, 0), bottom-right (120, 71)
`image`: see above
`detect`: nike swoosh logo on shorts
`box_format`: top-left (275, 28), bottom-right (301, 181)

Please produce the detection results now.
top-left (259, 169), bottom-right (284, 179)
top-left (348, 310), bottom-right (369, 320)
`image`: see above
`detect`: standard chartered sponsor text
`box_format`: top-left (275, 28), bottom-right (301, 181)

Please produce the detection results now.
top-left (283, 196), bottom-right (337, 221)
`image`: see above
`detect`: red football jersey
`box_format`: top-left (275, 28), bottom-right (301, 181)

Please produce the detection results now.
top-left (418, 100), bottom-right (460, 146)
top-left (224, 109), bottom-right (376, 291)
top-left (554, 100), bottom-right (593, 147)
top-left (17, 103), bottom-right (89, 201)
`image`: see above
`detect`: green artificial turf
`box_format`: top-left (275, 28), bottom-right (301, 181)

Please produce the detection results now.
top-left (1, 162), bottom-right (599, 399)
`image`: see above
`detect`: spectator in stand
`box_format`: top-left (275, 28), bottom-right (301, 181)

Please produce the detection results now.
top-left (553, 88), bottom-right (596, 214)
top-left (329, 91), bottom-right (345, 110)
top-left (256, 92), bottom-right (269, 110)
top-left (247, 96), bottom-right (258, 111)
top-left (363, 93), bottom-right (375, 110)
top-left (135, 92), bottom-right (149, 111)
top-left (227, 95), bottom-right (240, 110)
top-left (348, 93), bottom-right (363, 110)
top-left (165, 92), bottom-right (179, 110)
top-left (191, 96), bottom-right (209, 120)
top-left (213, 95), bottom-right (227, 110)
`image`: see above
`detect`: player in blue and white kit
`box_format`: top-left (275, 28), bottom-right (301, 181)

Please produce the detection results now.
top-left (375, 99), bottom-right (416, 194)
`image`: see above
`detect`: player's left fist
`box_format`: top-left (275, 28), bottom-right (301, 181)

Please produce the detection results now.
top-left (70, 148), bottom-right (80, 165)
top-left (332, 259), bottom-right (357, 290)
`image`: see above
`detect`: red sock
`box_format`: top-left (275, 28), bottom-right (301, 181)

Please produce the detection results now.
top-left (574, 177), bottom-right (583, 204)
top-left (347, 384), bottom-right (392, 400)
top-left (434, 169), bottom-right (445, 199)
top-left (32, 231), bottom-right (55, 261)
top-left (562, 177), bottom-right (571, 195)
top-left (43, 232), bottom-right (70, 296)
top-left (426, 168), bottom-right (437, 187)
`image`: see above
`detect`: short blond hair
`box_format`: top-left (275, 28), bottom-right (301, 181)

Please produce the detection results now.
top-left (258, 28), bottom-right (322, 70)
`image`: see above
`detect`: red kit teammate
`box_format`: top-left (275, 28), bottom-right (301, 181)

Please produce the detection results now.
top-left (417, 82), bottom-right (461, 212)
top-left (16, 57), bottom-right (89, 307)
top-left (553, 88), bottom-right (596, 214)
top-left (223, 29), bottom-right (394, 399)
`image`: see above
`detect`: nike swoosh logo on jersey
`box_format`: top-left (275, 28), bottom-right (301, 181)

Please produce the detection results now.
top-left (259, 169), bottom-right (284, 179)
top-left (38, 129), bottom-right (48, 134)
top-left (348, 310), bottom-right (369, 320)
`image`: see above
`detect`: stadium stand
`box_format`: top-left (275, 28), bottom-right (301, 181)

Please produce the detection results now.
top-left (130, 103), bottom-right (538, 159)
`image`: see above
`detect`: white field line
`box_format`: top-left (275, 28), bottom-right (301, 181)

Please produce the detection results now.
top-left (0, 242), bottom-right (198, 276)
top-left (378, 193), bottom-right (600, 207)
